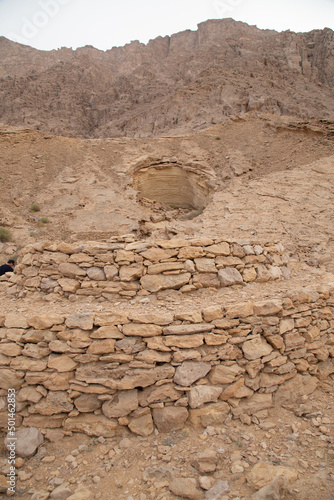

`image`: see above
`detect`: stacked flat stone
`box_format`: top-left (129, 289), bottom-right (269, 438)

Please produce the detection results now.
top-left (0, 286), bottom-right (333, 437)
top-left (6, 237), bottom-right (290, 298)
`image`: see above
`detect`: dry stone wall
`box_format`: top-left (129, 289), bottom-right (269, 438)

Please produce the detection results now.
top-left (0, 286), bottom-right (333, 437)
top-left (6, 237), bottom-right (290, 298)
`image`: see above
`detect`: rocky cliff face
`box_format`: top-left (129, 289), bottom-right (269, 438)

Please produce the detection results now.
top-left (0, 18), bottom-right (334, 138)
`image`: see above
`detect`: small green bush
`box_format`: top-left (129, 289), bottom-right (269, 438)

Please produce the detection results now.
top-left (40, 217), bottom-right (49, 224)
top-left (0, 226), bottom-right (12, 242)
top-left (30, 203), bottom-right (41, 213)
top-left (215, 136), bottom-right (221, 140)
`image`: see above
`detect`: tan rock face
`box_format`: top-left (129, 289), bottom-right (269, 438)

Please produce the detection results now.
top-left (48, 354), bottom-right (78, 372)
top-left (102, 390), bottom-right (138, 418)
top-left (128, 413), bottom-right (154, 436)
top-left (187, 385), bottom-right (222, 408)
top-left (27, 315), bottom-right (64, 329)
top-left (209, 364), bottom-right (245, 384)
top-left (248, 462), bottom-right (299, 490)
top-left (74, 394), bottom-right (101, 412)
top-left (174, 361), bottom-right (211, 386)
top-left (58, 263), bottom-right (86, 278)
top-left (242, 337), bottom-right (273, 360)
top-left (123, 323), bottom-right (163, 337)
top-left (140, 273), bottom-right (191, 292)
top-left (188, 401), bottom-right (230, 428)
top-left (218, 268), bottom-right (243, 287)
top-left (63, 414), bottom-right (119, 437)
top-left (65, 314), bottom-right (94, 331)
top-left (152, 406), bottom-right (188, 433)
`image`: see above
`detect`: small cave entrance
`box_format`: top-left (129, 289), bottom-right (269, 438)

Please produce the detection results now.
top-left (133, 163), bottom-right (211, 211)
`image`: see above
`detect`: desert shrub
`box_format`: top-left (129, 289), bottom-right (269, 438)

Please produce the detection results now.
top-left (30, 203), bottom-right (41, 213)
top-left (0, 226), bottom-right (12, 242)
top-left (40, 217), bottom-right (49, 223)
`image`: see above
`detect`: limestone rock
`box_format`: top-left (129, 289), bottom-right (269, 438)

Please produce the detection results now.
top-left (174, 361), bottom-right (211, 386)
top-left (165, 334), bottom-right (204, 348)
top-left (206, 242), bottom-right (230, 255)
top-left (147, 262), bottom-right (184, 274)
top-left (65, 314), bottom-right (94, 330)
top-left (104, 265), bottom-right (118, 280)
top-left (18, 386), bottom-right (43, 403)
top-left (74, 394), bottom-right (101, 413)
top-left (58, 263), bottom-right (86, 278)
top-left (66, 487), bottom-right (92, 500)
top-left (188, 401), bottom-right (230, 428)
top-left (102, 390), bottom-right (138, 418)
top-left (138, 383), bottom-right (180, 406)
top-left (218, 267), bottom-right (243, 287)
top-left (5, 427), bottom-right (43, 458)
top-left (202, 306), bottom-right (223, 322)
top-left (163, 324), bottom-right (213, 335)
top-left (194, 258), bottom-right (217, 273)
top-left (251, 476), bottom-right (288, 500)
top-left (58, 278), bottom-right (80, 293)
top-left (0, 343), bottom-right (22, 357)
top-left (141, 273), bottom-right (191, 292)
top-left (253, 300), bottom-right (283, 316)
top-left (248, 462), bottom-right (298, 490)
top-left (111, 365), bottom-right (175, 390)
top-left (128, 312), bottom-right (174, 325)
top-left (152, 406), bottom-right (188, 432)
top-left (169, 477), bottom-right (202, 499)
top-left (174, 311), bottom-right (203, 323)
top-left (274, 374), bottom-right (318, 404)
top-left (86, 267), bottom-right (106, 281)
top-left (50, 486), bottom-right (74, 499)
top-left (209, 363), bottom-right (245, 384)
top-left (256, 265), bottom-right (272, 282)
top-left (4, 313), bottom-right (29, 329)
top-left (87, 339), bottom-right (115, 354)
top-left (119, 264), bottom-right (144, 281)
top-left (178, 246), bottom-right (205, 259)
top-left (242, 268), bottom-right (257, 282)
top-left (27, 315), bottom-right (64, 329)
top-left (192, 273), bottom-right (220, 289)
top-left (225, 301), bottom-right (254, 318)
top-left (33, 391), bottom-right (74, 415)
top-left (48, 354), bottom-right (78, 372)
top-left (123, 323), bottom-right (163, 337)
top-left (220, 378), bottom-right (254, 400)
top-left (205, 481), bottom-right (230, 499)
top-left (242, 337), bottom-right (273, 360)
top-left (188, 385), bottom-right (222, 408)
top-left (90, 325), bottom-right (123, 339)
top-left (63, 414), bottom-right (119, 437)
top-left (135, 349), bottom-right (172, 363)
top-left (279, 318), bottom-right (295, 334)
top-left (140, 247), bottom-right (178, 262)
top-left (10, 357), bottom-right (48, 371)
top-left (128, 412), bottom-right (154, 436)
top-left (191, 450), bottom-right (218, 473)
top-left (232, 393), bottom-right (273, 418)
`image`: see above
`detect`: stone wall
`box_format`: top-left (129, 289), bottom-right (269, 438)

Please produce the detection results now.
top-left (0, 286), bottom-right (333, 437)
top-left (6, 237), bottom-right (290, 298)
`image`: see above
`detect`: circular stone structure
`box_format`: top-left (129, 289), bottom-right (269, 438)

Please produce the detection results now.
top-left (133, 162), bottom-right (212, 210)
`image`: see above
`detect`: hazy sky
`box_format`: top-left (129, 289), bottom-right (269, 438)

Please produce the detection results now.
top-left (1, 0), bottom-right (334, 51)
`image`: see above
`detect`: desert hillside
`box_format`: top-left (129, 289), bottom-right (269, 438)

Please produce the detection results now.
top-left (0, 19), bottom-right (334, 138)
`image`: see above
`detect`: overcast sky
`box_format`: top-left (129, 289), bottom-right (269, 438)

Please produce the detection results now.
top-left (1, 0), bottom-right (334, 51)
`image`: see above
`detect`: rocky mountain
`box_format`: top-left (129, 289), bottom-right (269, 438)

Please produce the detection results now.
top-left (0, 18), bottom-right (334, 138)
